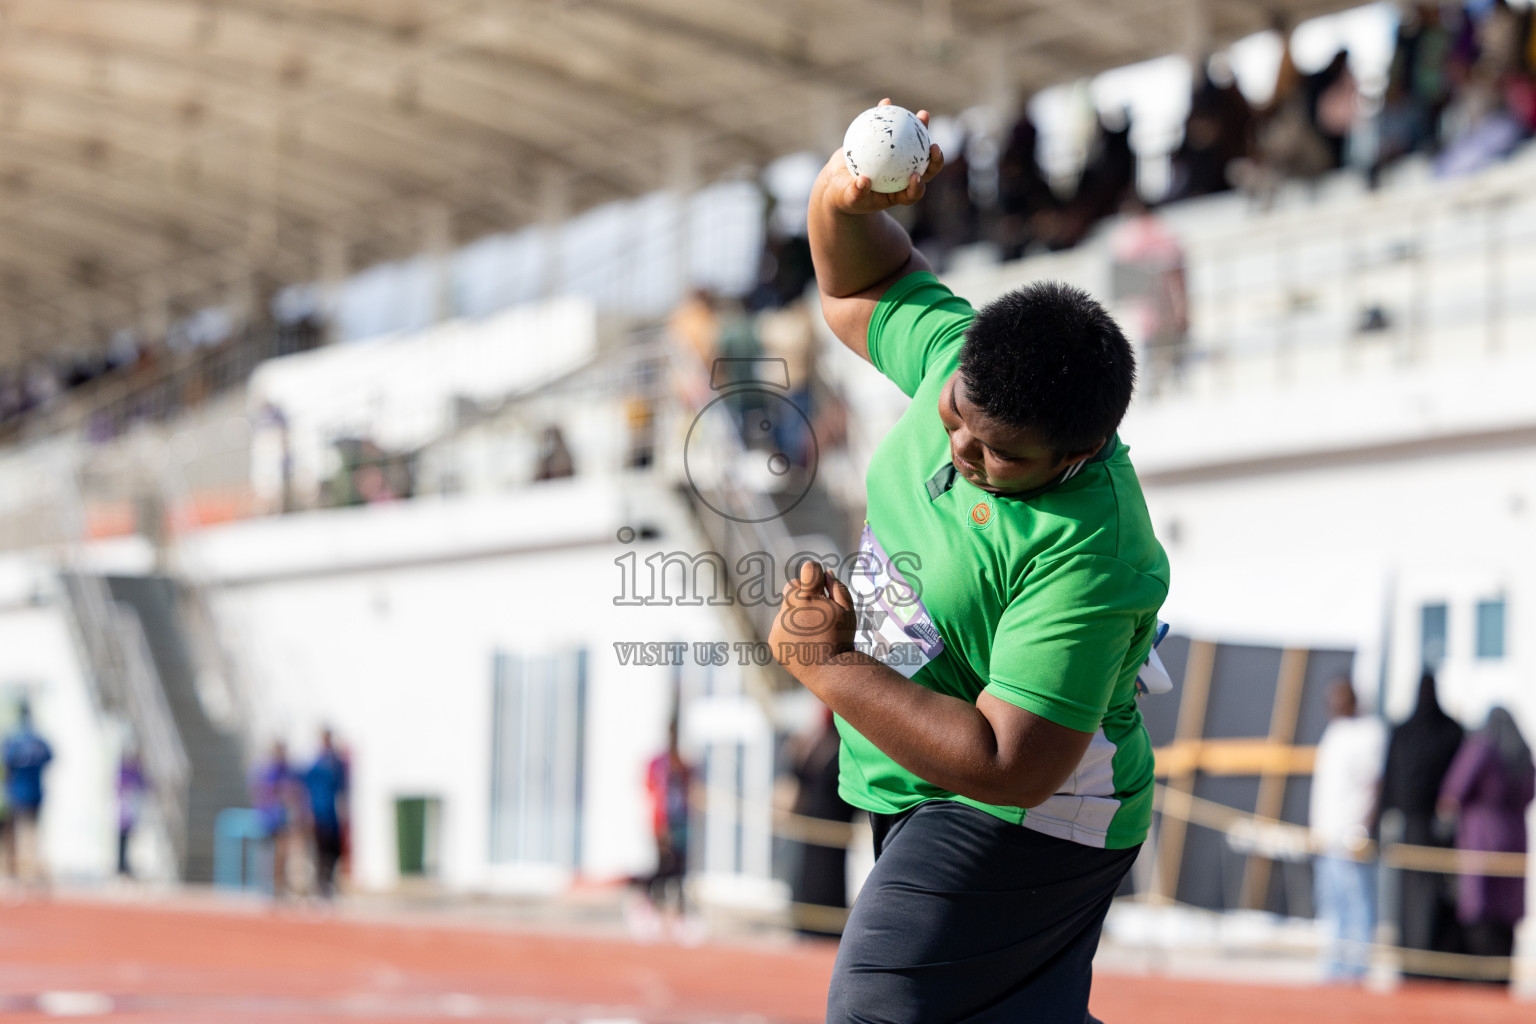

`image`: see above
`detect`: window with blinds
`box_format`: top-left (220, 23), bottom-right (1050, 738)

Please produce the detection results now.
top-left (489, 649), bottom-right (587, 867)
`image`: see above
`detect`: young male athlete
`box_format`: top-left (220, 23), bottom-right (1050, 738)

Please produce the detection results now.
top-left (768, 101), bottom-right (1169, 1023)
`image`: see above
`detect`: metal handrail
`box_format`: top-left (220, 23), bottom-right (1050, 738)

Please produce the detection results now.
top-left (111, 603), bottom-right (192, 847)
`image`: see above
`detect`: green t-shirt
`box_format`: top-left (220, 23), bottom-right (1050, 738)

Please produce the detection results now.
top-left (837, 272), bottom-right (1169, 849)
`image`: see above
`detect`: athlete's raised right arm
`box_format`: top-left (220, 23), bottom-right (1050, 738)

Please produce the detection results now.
top-left (809, 100), bottom-right (944, 362)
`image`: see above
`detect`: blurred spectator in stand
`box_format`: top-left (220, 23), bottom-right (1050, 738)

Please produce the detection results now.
top-left (1506, 29), bottom-right (1536, 135)
top-left (1437, 0), bottom-right (1532, 177)
top-left (643, 720), bottom-right (693, 923)
top-left (1438, 706), bottom-right (1535, 964)
top-left (1526, 0), bottom-right (1536, 67)
top-left (1377, 672), bottom-right (1465, 967)
top-left (1209, 52), bottom-right (1257, 169)
top-left (776, 234), bottom-right (817, 306)
top-left (1309, 678), bottom-right (1386, 984)
top-left (250, 741), bottom-right (303, 900)
top-left (353, 459), bottom-right (391, 504)
top-left (1476, 0), bottom-right (1524, 83)
top-left (1526, 0), bottom-right (1536, 77)
top-left (1370, 4), bottom-right (1451, 186)
top-left (749, 230), bottom-right (816, 311)
top-left (624, 395), bottom-right (656, 470)
top-left (2, 704), bottom-right (53, 886)
top-left (1052, 109), bottom-right (1136, 249)
top-left (1411, 3), bottom-right (1456, 126)
top-left (995, 110), bottom-right (1058, 261)
top-left (304, 728), bottom-right (349, 900)
top-left (910, 133), bottom-right (979, 268)
top-left (1109, 197), bottom-right (1188, 394)
top-left (251, 402), bottom-right (294, 514)
top-left (1310, 50), bottom-right (1360, 171)
top-left (326, 438), bottom-right (411, 507)
top-left (533, 424), bottom-right (575, 481)
top-left (785, 706), bottom-right (855, 938)
top-left (117, 748), bottom-right (147, 878)
top-left (60, 347), bottom-right (105, 391)
top-left (1242, 29), bottom-right (1353, 203)
top-left (0, 368), bottom-right (20, 427)
top-left (24, 361), bottom-right (60, 415)
top-left (1168, 57), bottom-right (1254, 201)
top-left (667, 288), bottom-right (719, 411)
top-left (714, 298), bottom-right (766, 444)
top-left (758, 302), bottom-right (816, 467)
top-left (106, 329), bottom-right (141, 374)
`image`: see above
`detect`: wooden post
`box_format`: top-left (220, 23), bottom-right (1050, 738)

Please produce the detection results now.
top-left (1151, 638), bottom-right (1215, 903)
top-left (1239, 647), bottom-right (1309, 909)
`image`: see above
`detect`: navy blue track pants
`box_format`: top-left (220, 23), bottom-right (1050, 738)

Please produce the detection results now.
top-left (828, 800), bottom-right (1137, 1024)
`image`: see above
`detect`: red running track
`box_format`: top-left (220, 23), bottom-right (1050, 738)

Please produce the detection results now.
top-left (0, 897), bottom-right (1526, 1022)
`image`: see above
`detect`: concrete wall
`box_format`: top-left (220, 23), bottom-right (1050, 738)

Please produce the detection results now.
top-left (187, 474), bottom-right (772, 894)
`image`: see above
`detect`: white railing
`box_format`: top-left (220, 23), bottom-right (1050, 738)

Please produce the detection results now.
top-left (1179, 160), bottom-right (1536, 391)
top-left (110, 603), bottom-right (193, 847)
top-left (940, 147), bottom-right (1536, 400)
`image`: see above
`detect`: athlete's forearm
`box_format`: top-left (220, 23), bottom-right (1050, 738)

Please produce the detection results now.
top-left (795, 652), bottom-right (1048, 808)
top-left (807, 160), bottom-right (916, 299)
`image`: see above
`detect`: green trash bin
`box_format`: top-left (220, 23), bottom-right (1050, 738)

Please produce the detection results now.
top-left (395, 796), bottom-right (439, 877)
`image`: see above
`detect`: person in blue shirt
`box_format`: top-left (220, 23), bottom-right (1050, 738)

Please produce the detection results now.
top-left (3, 703), bottom-right (53, 884)
top-left (303, 728), bottom-right (349, 898)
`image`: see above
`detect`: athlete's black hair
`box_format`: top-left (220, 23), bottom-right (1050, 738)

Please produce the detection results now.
top-left (958, 281), bottom-right (1135, 458)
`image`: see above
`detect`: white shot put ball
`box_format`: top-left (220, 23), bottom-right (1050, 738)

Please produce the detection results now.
top-left (843, 105), bottom-right (931, 193)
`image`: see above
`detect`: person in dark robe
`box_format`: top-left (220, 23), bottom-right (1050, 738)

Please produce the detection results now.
top-left (1301, 49), bottom-right (1357, 171)
top-left (1052, 110), bottom-right (1135, 250)
top-left (994, 111), bottom-right (1057, 261)
top-left (909, 134), bottom-right (977, 270)
top-left (1439, 706), bottom-right (1536, 966)
top-left (788, 707), bottom-right (856, 937)
top-left (1377, 672), bottom-right (1464, 965)
top-left (1167, 60), bottom-right (1253, 201)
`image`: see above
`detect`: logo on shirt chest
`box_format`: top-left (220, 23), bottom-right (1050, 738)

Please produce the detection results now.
top-left (967, 499), bottom-right (993, 530)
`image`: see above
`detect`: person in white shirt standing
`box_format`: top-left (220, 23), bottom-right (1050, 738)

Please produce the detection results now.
top-left (1309, 677), bottom-right (1388, 982)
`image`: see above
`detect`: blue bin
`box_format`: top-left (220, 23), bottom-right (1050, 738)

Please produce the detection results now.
top-left (212, 808), bottom-right (271, 893)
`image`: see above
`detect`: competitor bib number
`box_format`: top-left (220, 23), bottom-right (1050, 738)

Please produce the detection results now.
top-left (848, 524), bottom-right (945, 679)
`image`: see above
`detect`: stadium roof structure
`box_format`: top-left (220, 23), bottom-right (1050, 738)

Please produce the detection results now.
top-left (0, 0), bottom-right (1361, 366)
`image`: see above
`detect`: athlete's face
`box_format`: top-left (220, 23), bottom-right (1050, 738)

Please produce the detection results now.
top-left (937, 373), bottom-right (1097, 496)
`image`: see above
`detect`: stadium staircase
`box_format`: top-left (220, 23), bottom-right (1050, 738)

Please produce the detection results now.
top-left (100, 575), bottom-right (248, 883)
top-left (46, 437), bottom-right (252, 884)
top-left (56, 567), bottom-right (192, 873)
